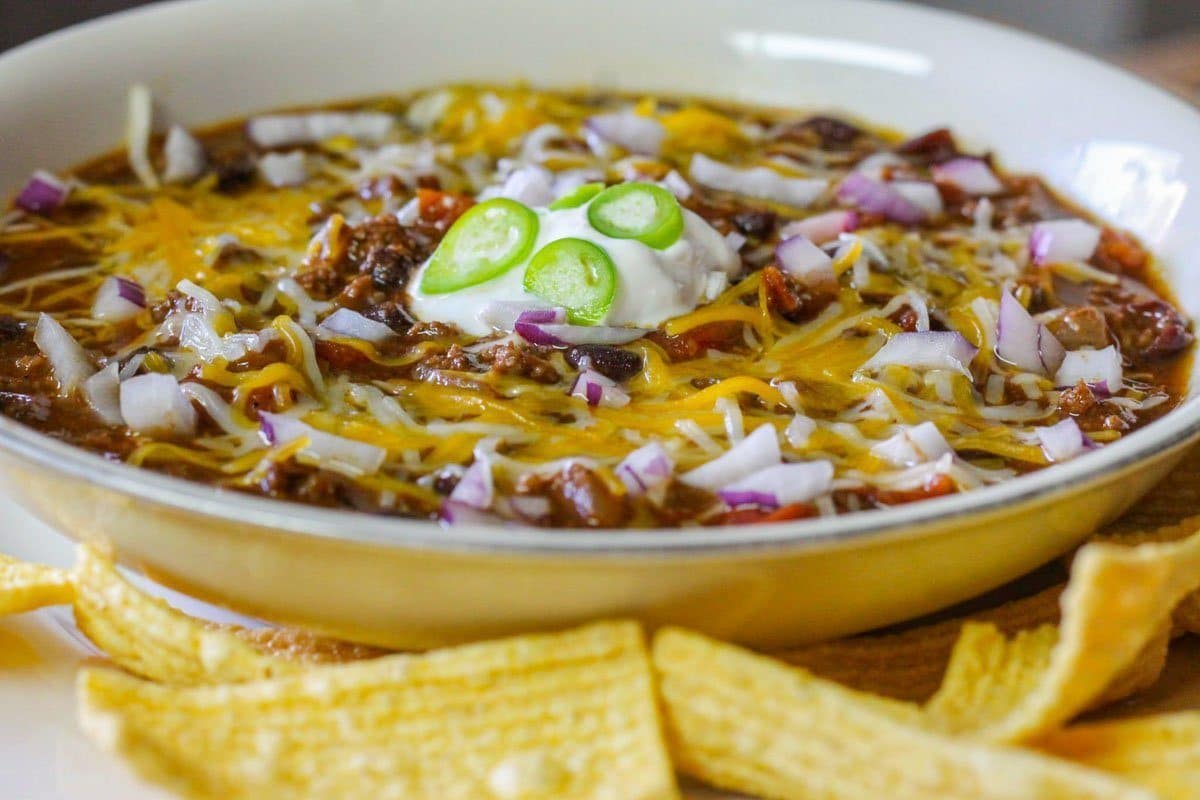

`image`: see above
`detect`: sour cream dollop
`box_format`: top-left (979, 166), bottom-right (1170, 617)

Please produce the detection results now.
top-left (406, 202), bottom-right (739, 336)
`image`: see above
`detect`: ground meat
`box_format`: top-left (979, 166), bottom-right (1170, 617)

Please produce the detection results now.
top-left (297, 213), bottom-right (436, 303)
top-left (406, 321), bottom-right (460, 340)
top-left (481, 342), bottom-right (560, 384)
top-left (565, 345), bottom-right (642, 382)
top-left (361, 301), bottom-right (413, 333)
top-left (252, 459), bottom-right (385, 512)
top-left (517, 464), bottom-right (630, 528)
top-left (987, 176), bottom-right (1067, 227)
top-left (1105, 299), bottom-right (1193, 361)
top-left (887, 305), bottom-right (922, 333)
top-left (0, 315), bottom-right (25, 343)
top-left (776, 115), bottom-right (865, 150)
top-left (1046, 306), bottom-right (1110, 350)
top-left (647, 321), bottom-right (745, 361)
top-left (761, 265), bottom-right (833, 323)
top-left (1092, 228), bottom-right (1149, 275)
top-left (415, 344), bottom-right (473, 372)
top-left (731, 210), bottom-right (776, 239)
top-left (1057, 381), bottom-right (1099, 417)
top-left (895, 128), bottom-right (960, 165)
top-left (212, 152), bottom-right (257, 194)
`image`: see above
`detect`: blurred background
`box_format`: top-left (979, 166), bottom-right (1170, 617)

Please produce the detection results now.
top-left (2, 0), bottom-right (1199, 98)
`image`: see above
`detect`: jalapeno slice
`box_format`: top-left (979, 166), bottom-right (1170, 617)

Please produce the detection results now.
top-left (419, 198), bottom-right (539, 294)
top-left (586, 182), bottom-right (684, 249)
top-left (522, 238), bottom-right (617, 325)
top-left (549, 182), bottom-right (605, 211)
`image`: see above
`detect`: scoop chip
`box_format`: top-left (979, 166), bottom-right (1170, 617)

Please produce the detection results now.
top-left (653, 628), bottom-right (1150, 800)
top-left (926, 529), bottom-right (1200, 743)
top-left (78, 620), bottom-right (678, 800)
top-left (776, 585), bottom-right (1063, 702)
top-left (1040, 712), bottom-right (1200, 800)
top-left (0, 552), bottom-right (74, 615)
top-left (72, 544), bottom-right (302, 685)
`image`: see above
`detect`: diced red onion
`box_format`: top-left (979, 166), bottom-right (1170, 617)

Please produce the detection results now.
top-left (996, 290), bottom-right (1065, 375)
top-left (16, 171), bottom-right (69, 214)
top-left (1029, 219), bottom-right (1102, 266)
top-left (258, 151), bottom-right (308, 187)
top-left (247, 112), bottom-right (395, 147)
top-left (776, 235), bottom-right (835, 291)
top-left (616, 441), bottom-right (674, 498)
top-left (514, 321), bottom-right (645, 347)
top-left (481, 165), bottom-right (556, 207)
top-left (690, 154), bottom-right (826, 209)
top-left (516, 308), bottom-right (569, 325)
top-left (837, 172), bottom-right (930, 225)
top-left (890, 181), bottom-right (944, 217)
top-left (120, 373), bottom-right (197, 437)
top-left (317, 307), bottom-right (396, 343)
top-left (92, 276), bottom-right (146, 322)
top-left (439, 499), bottom-right (503, 526)
top-left (1037, 418), bottom-right (1094, 463)
top-left (570, 368), bottom-right (630, 408)
top-left (83, 363), bottom-right (123, 426)
top-left (477, 303), bottom-right (565, 332)
top-left (34, 313), bottom-right (95, 395)
top-left (779, 210), bottom-right (859, 245)
top-left (681, 423), bottom-right (780, 490)
top-left (162, 125), bottom-right (207, 184)
top-left (584, 111), bottom-right (666, 157)
top-left (659, 170), bottom-right (692, 200)
top-left (259, 411), bottom-right (385, 475)
top-left (870, 421), bottom-right (953, 467)
top-left (860, 331), bottom-right (978, 377)
top-left (724, 231), bottom-right (748, 253)
top-left (1054, 346), bottom-right (1122, 394)
top-left (785, 414), bottom-right (816, 447)
top-left (507, 494), bottom-right (551, 519)
top-left (931, 157), bottom-right (1003, 195)
top-left (717, 460), bottom-right (834, 509)
top-left (448, 454), bottom-right (494, 510)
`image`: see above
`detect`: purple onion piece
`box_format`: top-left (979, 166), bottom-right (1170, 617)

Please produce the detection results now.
top-left (1037, 418), bottom-right (1094, 463)
top-left (779, 210), bottom-right (859, 245)
top-left (615, 442), bottom-right (674, 496)
top-left (681, 424), bottom-right (781, 491)
top-left (16, 171), bottom-right (69, 214)
top-left (448, 456), bottom-right (494, 510)
top-left (317, 307), bottom-right (396, 343)
top-left (836, 172), bottom-right (935, 225)
top-left (1053, 346), bottom-right (1123, 393)
top-left (1028, 219), bottom-right (1102, 266)
top-left (860, 331), bottom-right (979, 377)
top-left (584, 112), bottom-right (665, 157)
top-left (776, 235), bottom-right (835, 291)
top-left (931, 157), bottom-right (1004, 195)
top-left (515, 321), bottom-right (645, 347)
top-left (718, 489), bottom-right (780, 509)
top-left (996, 290), bottom-right (1065, 375)
top-left (516, 307), bottom-right (568, 326)
top-left (439, 499), bottom-right (503, 526)
top-left (717, 461), bottom-right (834, 508)
top-left (870, 421), bottom-right (953, 467)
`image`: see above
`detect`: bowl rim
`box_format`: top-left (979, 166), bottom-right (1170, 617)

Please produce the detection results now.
top-left (3, 0), bottom-right (1200, 557)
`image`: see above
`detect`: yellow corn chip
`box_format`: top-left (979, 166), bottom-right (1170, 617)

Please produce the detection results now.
top-left (653, 628), bottom-right (1151, 800)
top-left (775, 585), bottom-right (1063, 702)
top-left (0, 552), bottom-right (74, 615)
top-left (926, 530), bottom-right (1200, 743)
top-left (1040, 712), bottom-right (1200, 800)
top-left (72, 544), bottom-right (302, 685)
top-left (78, 620), bottom-right (679, 800)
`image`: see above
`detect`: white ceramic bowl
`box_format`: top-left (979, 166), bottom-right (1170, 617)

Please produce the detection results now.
top-left (0, 0), bottom-right (1198, 648)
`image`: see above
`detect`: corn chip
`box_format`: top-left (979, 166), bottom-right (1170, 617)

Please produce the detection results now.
top-left (78, 620), bottom-right (678, 800)
top-left (0, 551), bottom-right (74, 616)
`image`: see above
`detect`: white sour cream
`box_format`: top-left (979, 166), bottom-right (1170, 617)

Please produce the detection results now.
top-left (406, 203), bottom-right (739, 335)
